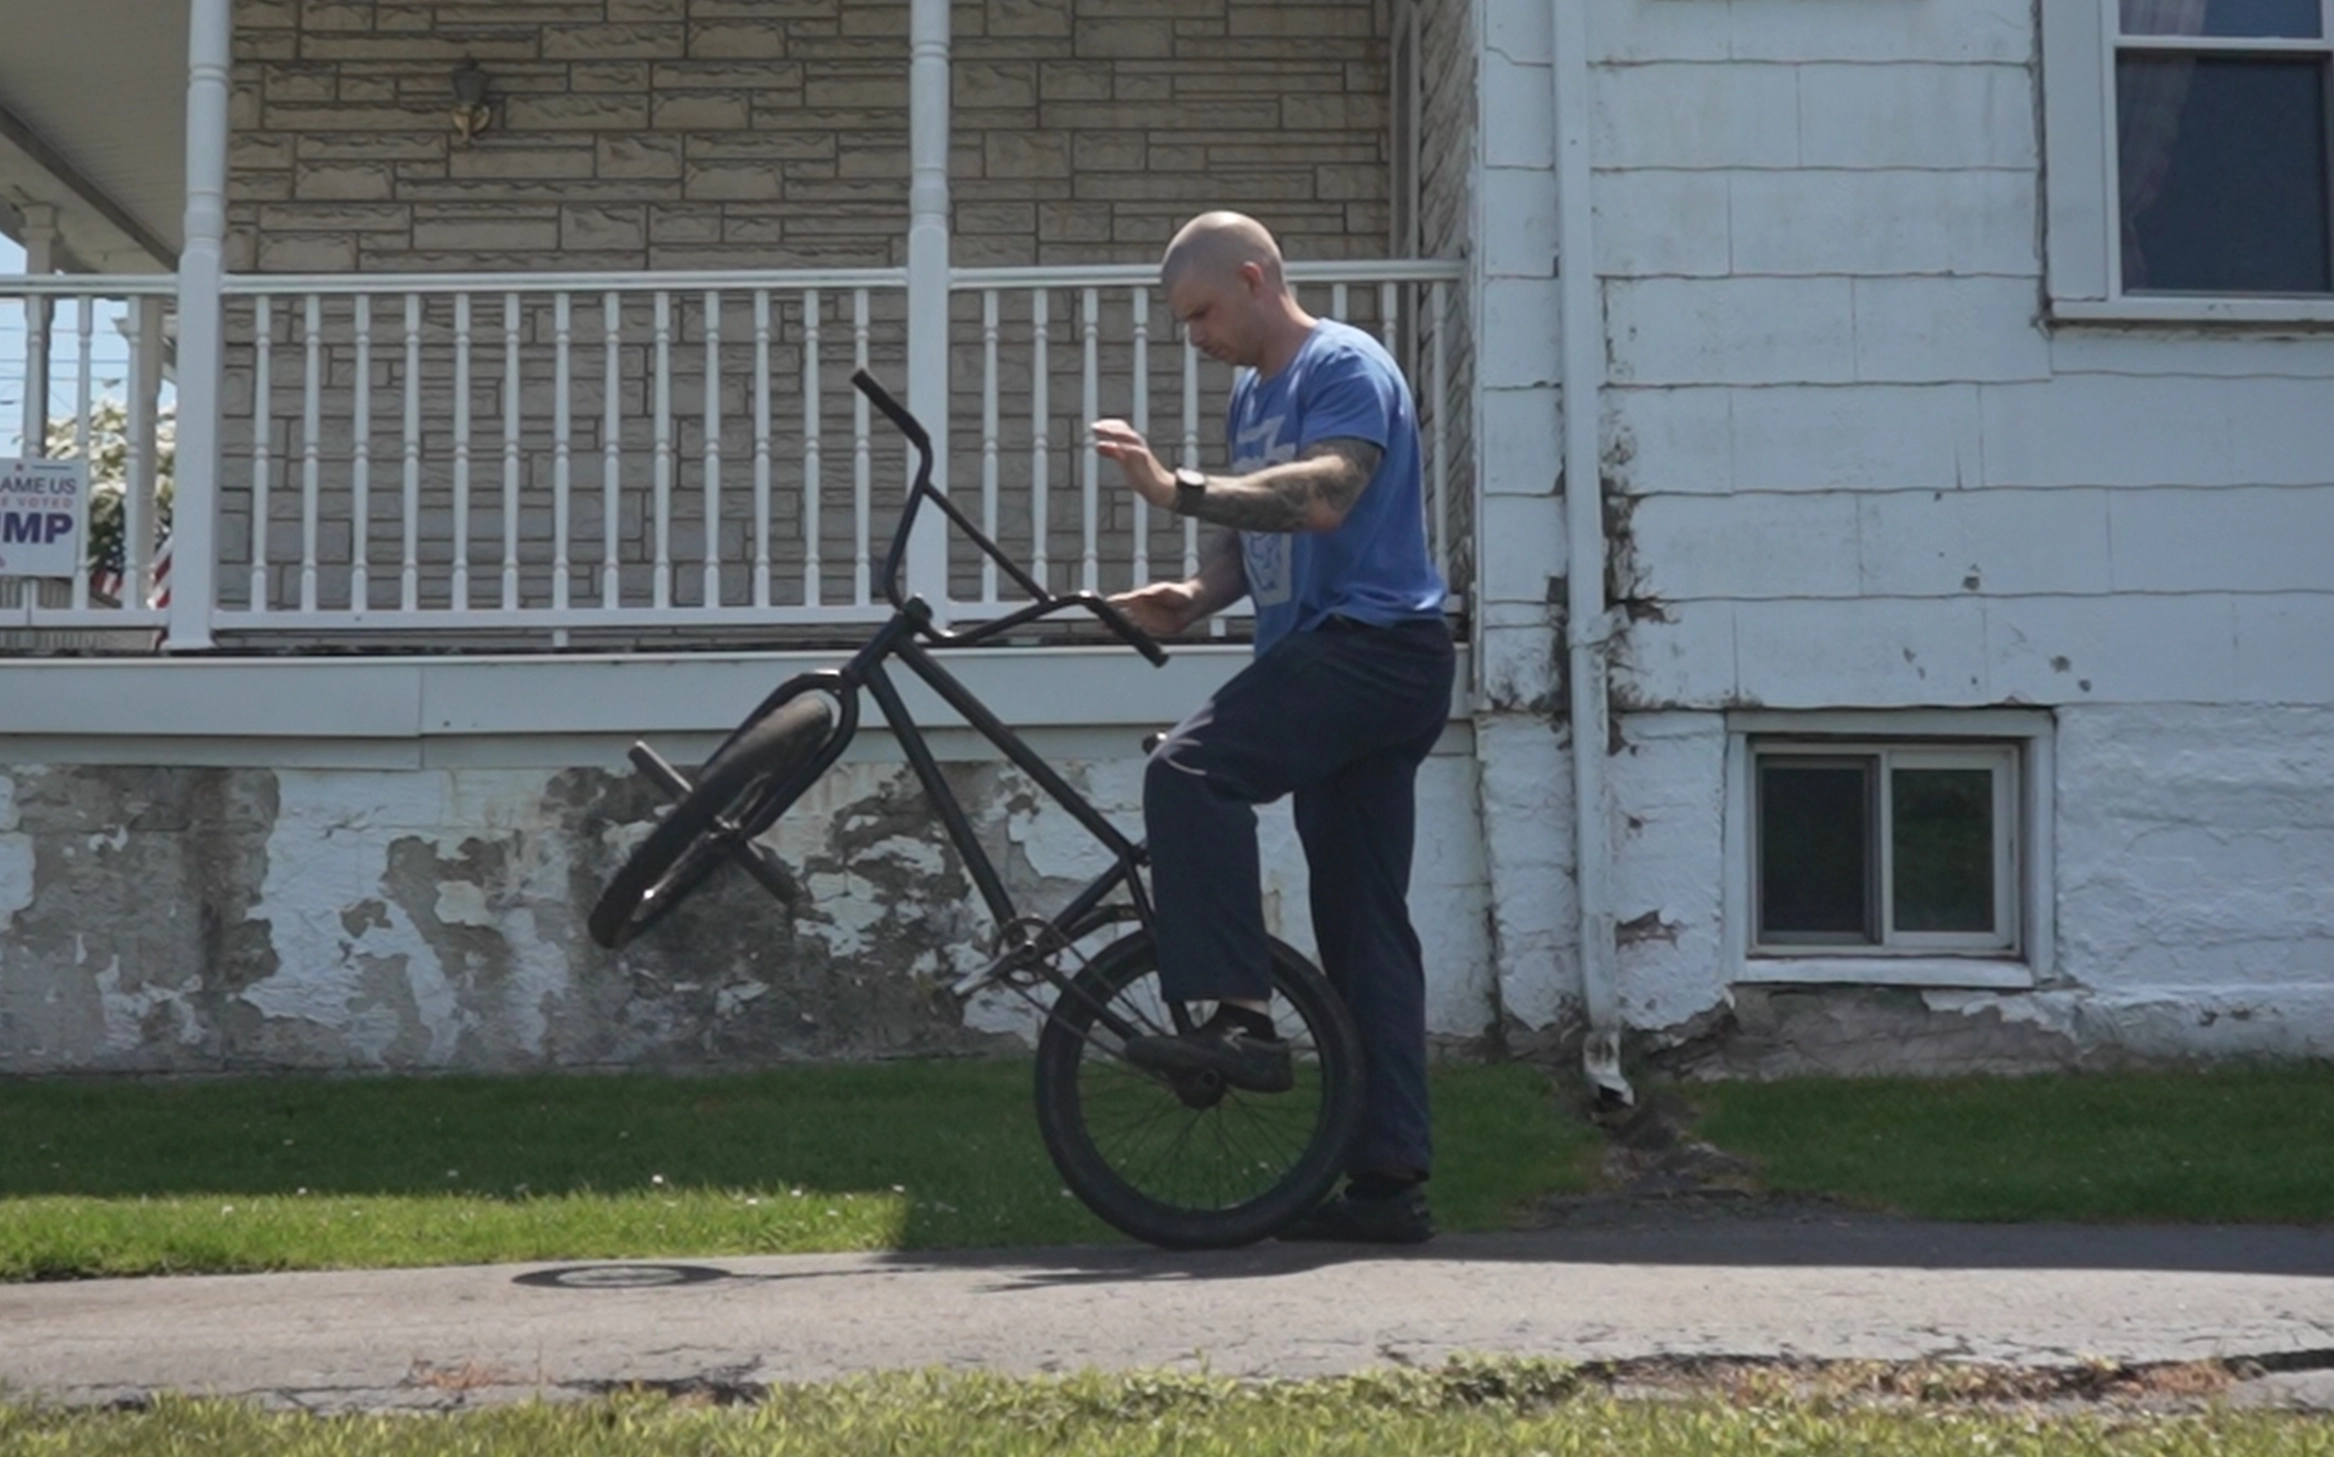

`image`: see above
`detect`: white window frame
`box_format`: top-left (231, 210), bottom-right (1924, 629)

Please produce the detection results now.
top-left (1724, 710), bottom-right (2055, 991)
top-left (2044, 0), bottom-right (2334, 324)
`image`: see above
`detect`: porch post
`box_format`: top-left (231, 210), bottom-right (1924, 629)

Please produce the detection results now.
top-left (166, 0), bottom-right (230, 651)
top-left (904, 0), bottom-right (951, 620)
top-left (18, 204), bottom-right (55, 454)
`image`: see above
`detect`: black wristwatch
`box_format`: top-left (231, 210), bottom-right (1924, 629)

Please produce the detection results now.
top-left (1171, 466), bottom-right (1207, 516)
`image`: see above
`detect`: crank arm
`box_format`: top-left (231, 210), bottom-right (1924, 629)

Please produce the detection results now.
top-left (628, 740), bottom-right (803, 908)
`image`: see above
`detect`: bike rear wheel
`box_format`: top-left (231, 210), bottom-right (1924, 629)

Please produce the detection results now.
top-left (589, 693), bottom-right (836, 949)
top-left (1033, 931), bottom-right (1363, 1249)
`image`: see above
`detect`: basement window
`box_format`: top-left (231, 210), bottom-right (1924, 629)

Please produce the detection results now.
top-left (1752, 742), bottom-right (2019, 956)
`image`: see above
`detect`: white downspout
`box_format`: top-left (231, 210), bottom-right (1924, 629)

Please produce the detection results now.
top-left (1550, 0), bottom-right (1632, 1105)
top-left (167, 0), bottom-right (230, 652)
top-left (904, 0), bottom-right (952, 623)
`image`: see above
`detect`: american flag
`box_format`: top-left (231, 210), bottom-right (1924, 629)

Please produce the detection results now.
top-left (91, 532), bottom-right (171, 610)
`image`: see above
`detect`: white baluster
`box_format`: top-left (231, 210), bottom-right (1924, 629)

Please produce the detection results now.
top-left (752, 288), bottom-right (771, 609)
top-left (802, 287), bottom-right (822, 607)
top-left (350, 293), bottom-right (371, 612)
top-left (502, 291), bottom-right (521, 611)
top-left (602, 291), bottom-right (622, 609)
top-left (250, 295), bottom-right (272, 611)
top-left (701, 288), bottom-right (722, 608)
top-left (552, 292), bottom-right (572, 612)
top-left (1130, 286), bottom-right (1150, 588)
top-left (300, 294), bottom-right (322, 613)
top-left (1031, 288), bottom-right (1049, 592)
top-left (452, 293), bottom-right (473, 610)
top-left (1080, 285), bottom-right (1099, 594)
top-left (401, 294), bottom-right (421, 612)
top-left (1379, 281), bottom-right (1399, 361)
top-left (979, 289), bottom-right (999, 605)
top-left (652, 289), bottom-right (673, 610)
top-left (69, 296), bottom-right (93, 611)
top-left (852, 287), bottom-right (870, 606)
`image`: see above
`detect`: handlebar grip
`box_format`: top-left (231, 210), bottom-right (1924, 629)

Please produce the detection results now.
top-left (1091, 597), bottom-right (1170, 667)
top-left (850, 370), bottom-right (930, 455)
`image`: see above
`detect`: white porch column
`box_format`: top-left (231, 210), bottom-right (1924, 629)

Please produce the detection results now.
top-left (18, 203), bottom-right (56, 454)
top-left (167, 0), bottom-right (230, 651)
top-left (904, 0), bottom-right (951, 620)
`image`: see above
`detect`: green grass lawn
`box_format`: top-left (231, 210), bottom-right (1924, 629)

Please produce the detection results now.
top-left (1681, 1063), bottom-right (2334, 1223)
top-left (0, 1058), bottom-right (1596, 1280)
top-left (2, 1364), bottom-right (2325, 1457)
top-left (9, 1057), bottom-right (2334, 1281)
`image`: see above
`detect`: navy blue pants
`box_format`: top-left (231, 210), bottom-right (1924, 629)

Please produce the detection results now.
top-left (1144, 615), bottom-right (1457, 1183)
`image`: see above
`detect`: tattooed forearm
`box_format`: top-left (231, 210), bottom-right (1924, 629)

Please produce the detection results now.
top-left (1182, 438), bottom-right (1383, 533)
top-left (1174, 527), bottom-right (1249, 618)
top-left (1191, 474), bottom-right (1317, 532)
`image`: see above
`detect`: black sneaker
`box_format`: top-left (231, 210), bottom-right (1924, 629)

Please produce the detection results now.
top-left (1122, 1010), bottom-right (1293, 1094)
top-left (1276, 1182), bottom-right (1436, 1244)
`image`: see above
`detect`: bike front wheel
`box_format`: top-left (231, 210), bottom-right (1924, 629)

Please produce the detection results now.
top-left (1033, 931), bottom-right (1364, 1249)
top-left (589, 692), bottom-right (835, 950)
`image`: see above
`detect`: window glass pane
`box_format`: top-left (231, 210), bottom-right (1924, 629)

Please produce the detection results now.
top-left (2121, 0), bottom-right (2322, 38)
top-left (2118, 56), bottom-right (2331, 293)
top-left (1892, 768), bottom-right (1995, 934)
top-left (1758, 761), bottom-right (1872, 942)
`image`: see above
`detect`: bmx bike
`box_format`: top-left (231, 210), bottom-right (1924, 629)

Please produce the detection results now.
top-left (588, 370), bottom-right (1363, 1249)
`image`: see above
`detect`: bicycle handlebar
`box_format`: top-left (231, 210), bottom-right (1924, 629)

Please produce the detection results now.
top-left (850, 368), bottom-right (930, 460)
top-left (849, 369), bottom-right (1169, 668)
top-left (1087, 595), bottom-right (1169, 667)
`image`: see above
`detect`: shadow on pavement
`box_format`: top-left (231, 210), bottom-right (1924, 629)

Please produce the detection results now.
top-left (507, 1208), bottom-right (2334, 1298)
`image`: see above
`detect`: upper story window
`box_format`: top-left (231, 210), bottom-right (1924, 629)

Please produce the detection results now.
top-left (2047, 0), bottom-right (2334, 321)
top-left (2116, 0), bottom-right (2331, 293)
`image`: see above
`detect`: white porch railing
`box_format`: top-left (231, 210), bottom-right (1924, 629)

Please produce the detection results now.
top-left (216, 267), bottom-right (914, 635)
top-left (5, 258), bottom-right (1466, 650)
top-left (947, 258), bottom-right (1464, 622)
top-left (0, 276), bottom-right (175, 635)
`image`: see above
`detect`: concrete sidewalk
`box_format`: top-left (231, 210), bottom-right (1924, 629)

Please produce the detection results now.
top-left (5, 1216), bottom-right (2333, 1413)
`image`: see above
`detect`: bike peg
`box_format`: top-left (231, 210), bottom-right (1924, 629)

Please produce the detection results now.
top-left (626, 740), bottom-right (804, 911)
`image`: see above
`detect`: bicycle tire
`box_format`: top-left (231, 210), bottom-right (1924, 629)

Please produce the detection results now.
top-left (589, 693), bottom-right (836, 950)
top-left (1032, 930), bottom-right (1364, 1249)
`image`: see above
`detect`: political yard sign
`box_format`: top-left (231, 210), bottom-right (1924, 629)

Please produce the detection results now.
top-left (0, 459), bottom-right (90, 578)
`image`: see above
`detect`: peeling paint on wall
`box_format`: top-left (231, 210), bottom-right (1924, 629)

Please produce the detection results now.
top-left (0, 751), bottom-right (1495, 1075)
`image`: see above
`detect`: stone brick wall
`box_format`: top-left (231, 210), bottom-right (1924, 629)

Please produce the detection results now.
top-left (227, 0), bottom-right (1393, 274)
top-left (213, 0), bottom-right (1443, 638)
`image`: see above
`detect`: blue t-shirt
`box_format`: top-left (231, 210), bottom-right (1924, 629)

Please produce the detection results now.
top-left (1229, 321), bottom-right (1447, 654)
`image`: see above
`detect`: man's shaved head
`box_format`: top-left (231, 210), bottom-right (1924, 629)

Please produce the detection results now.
top-left (1160, 210), bottom-right (1314, 374)
top-left (1161, 211), bottom-right (1286, 294)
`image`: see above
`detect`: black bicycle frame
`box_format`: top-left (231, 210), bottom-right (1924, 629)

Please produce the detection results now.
top-left (740, 372), bottom-right (1175, 1025)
